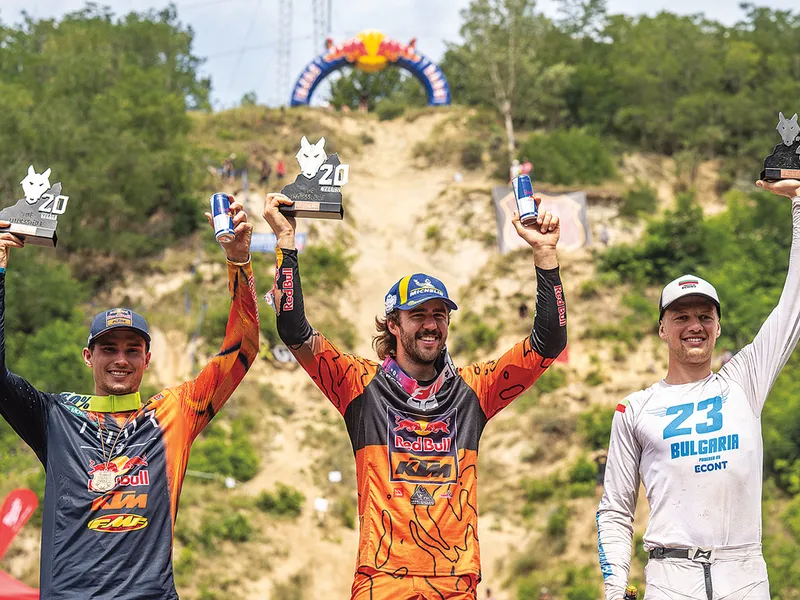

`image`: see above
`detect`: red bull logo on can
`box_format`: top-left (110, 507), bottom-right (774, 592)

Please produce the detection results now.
top-left (388, 408), bottom-right (458, 484)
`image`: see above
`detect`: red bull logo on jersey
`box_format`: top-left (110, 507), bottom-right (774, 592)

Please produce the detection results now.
top-left (388, 407), bottom-right (458, 483)
top-left (87, 455), bottom-right (149, 491)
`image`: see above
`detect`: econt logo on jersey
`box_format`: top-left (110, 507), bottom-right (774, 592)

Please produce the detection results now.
top-left (388, 407), bottom-right (458, 484)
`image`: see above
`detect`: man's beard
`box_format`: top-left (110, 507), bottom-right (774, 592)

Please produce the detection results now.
top-left (398, 326), bottom-right (446, 366)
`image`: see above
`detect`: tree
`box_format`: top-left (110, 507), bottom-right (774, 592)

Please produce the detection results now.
top-left (0, 5), bottom-right (210, 273)
top-left (446, 0), bottom-right (574, 162)
top-left (328, 67), bottom-right (425, 111)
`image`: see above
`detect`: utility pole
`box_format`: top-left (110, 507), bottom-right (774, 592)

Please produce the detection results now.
top-left (276, 0), bottom-right (293, 105)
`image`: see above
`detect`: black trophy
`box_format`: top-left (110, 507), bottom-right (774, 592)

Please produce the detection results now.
top-left (761, 112), bottom-right (800, 181)
top-left (0, 165), bottom-right (69, 247)
top-left (279, 136), bottom-right (348, 220)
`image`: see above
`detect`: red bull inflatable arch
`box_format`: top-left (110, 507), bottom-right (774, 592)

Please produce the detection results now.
top-left (290, 30), bottom-right (452, 107)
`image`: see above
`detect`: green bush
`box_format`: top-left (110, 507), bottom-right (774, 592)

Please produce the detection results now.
top-left (522, 476), bottom-right (556, 502)
top-left (518, 129), bottom-right (616, 185)
top-left (546, 504), bottom-right (569, 538)
top-left (619, 182), bottom-right (658, 220)
top-left (331, 496), bottom-right (357, 529)
top-left (568, 456), bottom-right (597, 484)
top-left (537, 367), bottom-right (568, 394)
top-left (376, 100), bottom-right (405, 121)
top-left (584, 369), bottom-right (605, 387)
top-left (461, 140), bottom-right (484, 169)
top-left (578, 405), bottom-right (615, 450)
top-left (189, 415), bottom-right (260, 482)
top-left (451, 310), bottom-right (501, 358)
top-left (301, 244), bottom-right (354, 295)
top-left (256, 483), bottom-right (305, 518)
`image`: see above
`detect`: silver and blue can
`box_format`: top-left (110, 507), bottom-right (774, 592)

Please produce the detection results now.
top-left (210, 193), bottom-right (235, 243)
top-left (512, 174), bottom-right (538, 227)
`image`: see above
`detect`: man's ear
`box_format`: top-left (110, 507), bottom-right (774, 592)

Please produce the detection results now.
top-left (144, 351), bottom-right (152, 371)
top-left (83, 347), bottom-right (93, 368)
top-left (387, 317), bottom-right (401, 336)
top-left (658, 320), bottom-right (667, 341)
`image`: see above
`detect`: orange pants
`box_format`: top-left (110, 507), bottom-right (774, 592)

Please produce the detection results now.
top-left (351, 567), bottom-right (479, 600)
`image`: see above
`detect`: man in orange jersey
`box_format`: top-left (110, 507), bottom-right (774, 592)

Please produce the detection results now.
top-left (0, 198), bottom-right (259, 600)
top-left (263, 192), bottom-right (567, 599)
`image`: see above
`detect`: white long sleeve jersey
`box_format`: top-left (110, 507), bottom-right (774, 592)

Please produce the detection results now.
top-left (597, 197), bottom-right (800, 600)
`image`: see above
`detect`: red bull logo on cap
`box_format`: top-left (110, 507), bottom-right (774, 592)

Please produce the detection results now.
top-left (388, 408), bottom-right (458, 483)
top-left (105, 308), bottom-right (132, 327)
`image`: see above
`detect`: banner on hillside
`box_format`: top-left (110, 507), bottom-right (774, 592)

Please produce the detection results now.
top-left (492, 187), bottom-right (591, 254)
top-left (250, 232), bottom-right (307, 254)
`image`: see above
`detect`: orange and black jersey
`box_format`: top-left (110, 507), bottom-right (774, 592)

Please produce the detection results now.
top-left (0, 262), bottom-right (259, 600)
top-left (273, 249), bottom-right (567, 579)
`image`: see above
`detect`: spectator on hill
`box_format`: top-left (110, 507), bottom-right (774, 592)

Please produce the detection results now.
top-left (276, 159), bottom-right (286, 183)
top-left (510, 159), bottom-right (522, 182)
top-left (259, 158), bottom-right (272, 186)
top-left (596, 178), bottom-right (800, 600)
top-left (521, 158), bottom-right (533, 176)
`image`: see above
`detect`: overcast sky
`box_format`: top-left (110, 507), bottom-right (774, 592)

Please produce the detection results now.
top-left (0, 0), bottom-right (797, 109)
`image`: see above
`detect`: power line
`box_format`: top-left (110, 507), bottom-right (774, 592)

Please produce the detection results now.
top-left (227, 0), bottom-right (263, 87)
top-left (276, 0), bottom-right (293, 105)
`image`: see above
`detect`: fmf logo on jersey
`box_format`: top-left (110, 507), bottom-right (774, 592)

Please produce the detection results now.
top-left (388, 407), bottom-right (458, 483)
top-left (91, 492), bottom-right (147, 511)
top-left (87, 513), bottom-right (148, 533)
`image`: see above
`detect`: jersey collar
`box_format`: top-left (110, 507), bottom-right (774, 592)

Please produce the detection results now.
top-left (88, 392), bottom-right (142, 412)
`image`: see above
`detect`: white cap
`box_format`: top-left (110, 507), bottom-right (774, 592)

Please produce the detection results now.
top-left (659, 274), bottom-right (720, 318)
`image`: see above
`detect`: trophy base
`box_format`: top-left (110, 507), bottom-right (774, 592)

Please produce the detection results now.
top-left (761, 167), bottom-right (800, 181)
top-left (279, 201), bottom-right (344, 220)
top-left (3, 223), bottom-right (57, 247)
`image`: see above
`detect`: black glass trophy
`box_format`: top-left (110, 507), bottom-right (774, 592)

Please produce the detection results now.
top-left (279, 137), bottom-right (349, 220)
top-left (761, 112), bottom-right (800, 181)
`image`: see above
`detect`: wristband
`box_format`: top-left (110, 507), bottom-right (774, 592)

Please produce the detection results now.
top-left (226, 254), bottom-right (251, 266)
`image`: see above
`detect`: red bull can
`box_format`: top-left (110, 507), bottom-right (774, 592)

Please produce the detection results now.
top-left (512, 174), bottom-right (538, 227)
top-left (210, 193), bottom-right (235, 243)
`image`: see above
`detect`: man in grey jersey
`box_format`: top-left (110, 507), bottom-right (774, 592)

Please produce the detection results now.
top-left (596, 179), bottom-right (800, 600)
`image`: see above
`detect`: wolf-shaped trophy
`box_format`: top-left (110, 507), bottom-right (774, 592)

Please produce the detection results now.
top-left (279, 136), bottom-right (349, 219)
top-left (0, 165), bottom-right (70, 247)
top-left (761, 112), bottom-right (800, 181)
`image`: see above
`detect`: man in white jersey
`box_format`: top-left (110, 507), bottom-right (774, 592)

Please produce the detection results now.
top-left (596, 178), bottom-right (800, 600)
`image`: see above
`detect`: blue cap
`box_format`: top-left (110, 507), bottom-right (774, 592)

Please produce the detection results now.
top-left (384, 274), bottom-right (458, 315)
top-left (88, 308), bottom-right (151, 348)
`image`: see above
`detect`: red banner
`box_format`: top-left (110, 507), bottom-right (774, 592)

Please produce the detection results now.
top-left (0, 489), bottom-right (38, 561)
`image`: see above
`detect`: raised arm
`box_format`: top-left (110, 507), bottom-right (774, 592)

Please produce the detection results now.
top-left (0, 224), bottom-right (51, 463)
top-left (462, 201), bottom-right (567, 417)
top-left (179, 199), bottom-right (259, 439)
top-left (721, 181), bottom-right (800, 415)
top-left (597, 397), bottom-right (642, 600)
top-left (264, 194), bottom-right (377, 415)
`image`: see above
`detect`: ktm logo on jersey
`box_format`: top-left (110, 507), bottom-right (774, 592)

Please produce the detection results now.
top-left (87, 513), bottom-right (148, 533)
top-left (391, 452), bottom-right (457, 483)
top-left (91, 492), bottom-right (147, 511)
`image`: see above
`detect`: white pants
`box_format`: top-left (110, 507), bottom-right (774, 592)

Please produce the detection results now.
top-left (644, 544), bottom-right (769, 600)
